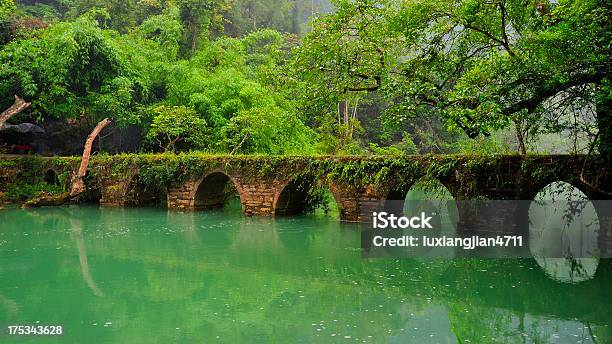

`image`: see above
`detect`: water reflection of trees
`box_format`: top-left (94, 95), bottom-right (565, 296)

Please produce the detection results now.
top-left (7, 207), bottom-right (105, 297)
top-left (69, 219), bottom-right (104, 297)
top-left (3, 207), bottom-right (611, 343)
top-left (82, 228), bottom-right (611, 342)
top-left (0, 292), bottom-right (20, 317)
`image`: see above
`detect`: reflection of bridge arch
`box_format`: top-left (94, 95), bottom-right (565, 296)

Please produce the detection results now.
top-left (234, 218), bottom-right (280, 248)
top-left (384, 177), bottom-right (458, 215)
top-left (529, 181), bottom-right (601, 283)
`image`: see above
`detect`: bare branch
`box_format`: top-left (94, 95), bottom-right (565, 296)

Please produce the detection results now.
top-left (0, 96), bottom-right (31, 128)
top-left (71, 118), bottom-right (112, 197)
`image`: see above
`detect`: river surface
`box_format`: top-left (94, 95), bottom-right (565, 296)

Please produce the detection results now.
top-left (1, 202), bottom-right (611, 343)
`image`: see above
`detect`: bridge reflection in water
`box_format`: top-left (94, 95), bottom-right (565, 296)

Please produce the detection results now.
top-left (1, 204), bottom-right (611, 343)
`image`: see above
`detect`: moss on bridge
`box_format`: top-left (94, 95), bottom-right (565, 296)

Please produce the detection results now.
top-left (0, 153), bottom-right (609, 207)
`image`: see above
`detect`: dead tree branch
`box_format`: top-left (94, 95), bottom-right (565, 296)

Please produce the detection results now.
top-left (0, 96), bottom-right (31, 128)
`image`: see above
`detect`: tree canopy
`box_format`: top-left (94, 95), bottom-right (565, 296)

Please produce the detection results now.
top-left (293, 0), bottom-right (611, 155)
top-left (0, 0), bottom-right (609, 157)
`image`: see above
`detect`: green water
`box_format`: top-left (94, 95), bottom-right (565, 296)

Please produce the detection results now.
top-left (1, 202), bottom-right (611, 343)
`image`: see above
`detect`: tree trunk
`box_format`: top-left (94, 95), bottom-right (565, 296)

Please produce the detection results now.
top-left (191, 25), bottom-right (197, 52)
top-left (23, 118), bottom-right (112, 208)
top-left (342, 100), bottom-right (349, 127)
top-left (596, 85), bottom-right (611, 162)
top-left (338, 100), bottom-right (350, 140)
top-left (70, 118), bottom-right (112, 197)
top-left (595, 85), bottom-right (612, 193)
top-left (514, 119), bottom-right (527, 155)
top-left (0, 95), bottom-right (31, 128)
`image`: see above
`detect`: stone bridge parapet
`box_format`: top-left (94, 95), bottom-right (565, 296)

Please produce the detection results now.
top-left (2, 154), bottom-right (610, 223)
top-left (87, 155), bottom-right (611, 222)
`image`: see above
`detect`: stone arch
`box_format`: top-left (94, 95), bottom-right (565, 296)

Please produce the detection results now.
top-left (318, 183), bottom-right (343, 217)
top-left (532, 180), bottom-right (591, 200)
top-left (273, 178), bottom-right (310, 216)
top-left (192, 171), bottom-right (243, 210)
top-left (43, 169), bottom-right (59, 185)
top-left (527, 177), bottom-right (598, 201)
top-left (286, 178), bottom-right (345, 218)
top-left (384, 185), bottom-right (408, 215)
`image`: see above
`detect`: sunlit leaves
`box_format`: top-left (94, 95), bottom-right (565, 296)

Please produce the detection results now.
top-left (0, 0), bottom-right (15, 18)
top-left (145, 105), bottom-right (207, 152)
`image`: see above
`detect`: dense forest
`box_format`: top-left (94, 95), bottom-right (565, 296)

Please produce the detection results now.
top-left (0, 0), bottom-right (609, 157)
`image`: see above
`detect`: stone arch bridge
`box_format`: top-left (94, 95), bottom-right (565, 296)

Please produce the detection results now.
top-left (82, 155), bottom-right (610, 221)
top-left (2, 154), bottom-right (611, 251)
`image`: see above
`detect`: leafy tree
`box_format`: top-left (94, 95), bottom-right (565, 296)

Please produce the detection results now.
top-left (295, 0), bottom-right (611, 156)
top-left (219, 105), bottom-right (317, 154)
top-left (0, 0), bottom-right (15, 44)
top-left (224, 0), bottom-right (300, 37)
top-left (290, 0), bottom-right (394, 151)
top-left (134, 5), bottom-right (183, 59)
top-left (65, 0), bottom-right (153, 32)
top-left (4, 1), bottom-right (317, 156)
top-left (0, 11), bottom-right (177, 125)
top-left (162, 30), bottom-right (316, 154)
top-left (16, 1), bottom-right (64, 21)
top-left (0, 0), bottom-right (15, 17)
top-left (167, 62), bottom-right (315, 154)
top-left (145, 105), bottom-right (207, 152)
top-left (175, 0), bottom-right (231, 53)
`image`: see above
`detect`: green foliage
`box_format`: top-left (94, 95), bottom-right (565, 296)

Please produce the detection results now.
top-left (0, 0), bottom-right (15, 18)
top-left (219, 105), bottom-right (317, 154)
top-left (145, 105), bottom-right (207, 152)
top-left (292, 0), bottom-right (391, 101)
top-left (224, 0), bottom-right (303, 37)
top-left (161, 30), bottom-right (316, 154)
top-left (3, 0), bottom-right (608, 157)
top-left (135, 6), bottom-right (183, 59)
top-left (1, 7), bottom-right (317, 155)
top-left (0, 13), bottom-right (150, 123)
top-left (295, 0), bottom-right (610, 155)
top-left (3, 181), bottom-right (65, 202)
top-left (65, 0), bottom-right (161, 32)
top-left (453, 131), bottom-right (514, 155)
top-left (175, 0), bottom-right (232, 54)
top-left (17, 2), bottom-right (62, 21)
top-left (0, 0), bottom-right (15, 44)
top-left (0, 156), bottom-right (71, 203)
top-left (136, 158), bottom-right (183, 188)
top-left (0, 159), bottom-right (16, 167)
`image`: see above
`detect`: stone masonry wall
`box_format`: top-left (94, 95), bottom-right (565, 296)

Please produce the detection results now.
top-left (2, 155), bottom-right (609, 224)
